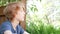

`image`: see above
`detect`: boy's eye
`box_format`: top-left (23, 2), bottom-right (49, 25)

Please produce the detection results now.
top-left (23, 8), bottom-right (25, 10)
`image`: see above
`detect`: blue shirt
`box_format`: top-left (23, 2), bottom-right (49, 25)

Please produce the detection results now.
top-left (0, 20), bottom-right (24, 34)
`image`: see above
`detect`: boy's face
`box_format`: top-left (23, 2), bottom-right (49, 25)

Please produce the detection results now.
top-left (15, 7), bottom-right (25, 21)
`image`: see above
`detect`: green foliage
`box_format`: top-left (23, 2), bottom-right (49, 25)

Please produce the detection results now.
top-left (30, 4), bottom-right (38, 12)
top-left (26, 20), bottom-right (60, 34)
top-left (0, 0), bottom-right (20, 6)
top-left (26, 11), bottom-right (60, 34)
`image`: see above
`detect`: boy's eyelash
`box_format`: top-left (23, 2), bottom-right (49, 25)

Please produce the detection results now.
top-left (23, 8), bottom-right (25, 10)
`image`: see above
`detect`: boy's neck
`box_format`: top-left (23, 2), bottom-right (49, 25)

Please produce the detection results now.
top-left (10, 19), bottom-right (19, 30)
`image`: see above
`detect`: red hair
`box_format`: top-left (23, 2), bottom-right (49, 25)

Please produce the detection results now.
top-left (3, 2), bottom-right (25, 20)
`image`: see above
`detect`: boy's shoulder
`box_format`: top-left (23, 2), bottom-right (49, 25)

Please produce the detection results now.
top-left (1, 20), bottom-right (11, 26)
top-left (0, 20), bottom-right (11, 33)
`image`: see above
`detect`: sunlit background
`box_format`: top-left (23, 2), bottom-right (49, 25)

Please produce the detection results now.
top-left (26, 0), bottom-right (60, 34)
top-left (26, 0), bottom-right (60, 28)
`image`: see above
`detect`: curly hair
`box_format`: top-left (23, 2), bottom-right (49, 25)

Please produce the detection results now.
top-left (3, 2), bottom-right (25, 20)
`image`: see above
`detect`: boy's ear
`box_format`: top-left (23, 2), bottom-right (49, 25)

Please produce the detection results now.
top-left (15, 6), bottom-right (20, 11)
